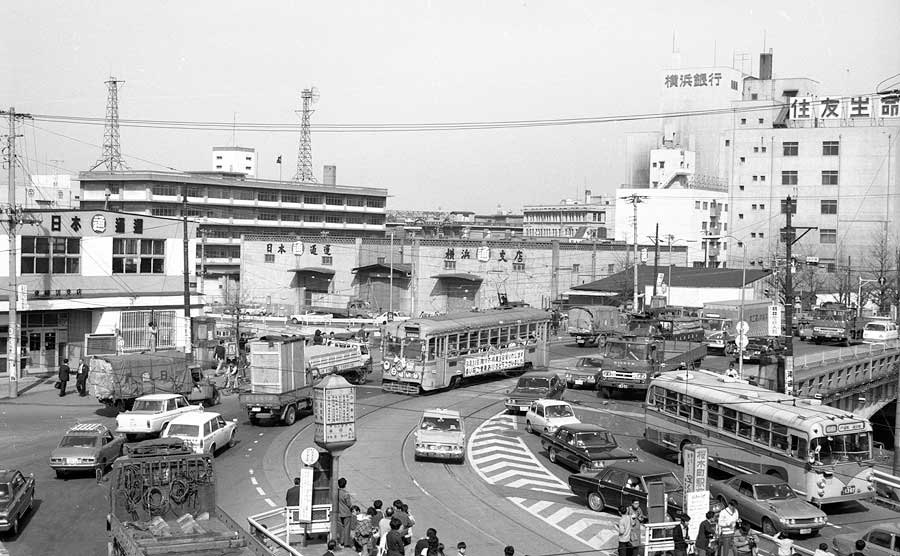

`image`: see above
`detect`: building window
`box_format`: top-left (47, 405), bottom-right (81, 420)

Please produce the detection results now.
top-left (264, 254), bottom-right (275, 263)
top-left (443, 260), bottom-right (456, 270)
top-left (753, 147), bottom-right (759, 153)
top-left (823, 141), bottom-right (840, 156)
top-left (751, 232), bottom-right (757, 238)
top-left (759, 232), bottom-right (765, 238)
top-left (822, 171), bottom-right (839, 185)
top-left (208, 187), bottom-right (228, 199)
top-left (739, 157), bottom-right (746, 163)
top-left (820, 229), bottom-right (837, 244)
top-left (752, 204), bottom-right (757, 210)
top-left (345, 196), bottom-right (366, 207)
top-left (783, 141), bottom-right (798, 156)
top-left (761, 146), bottom-right (767, 153)
top-left (21, 237), bottom-right (80, 274)
top-left (325, 195), bottom-right (344, 206)
top-left (652, 162), bottom-right (657, 168)
top-left (282, 212), bottom-right (302, 222)
top-left (325, 215), bottom-right (343, 224)
top-left (738, 213), bottom-right (744, 220)
top-left (751, 93), bottom-right (758, 100)
top-left (725, 139), bottom-right (731, 147)
top-left (245, 156), bottom-right (252, 161)
top-left (572, 264), bottom-right (580, 273)
top-left (760, 204), bottom-right (765, 210)
top-left (781, 171), bottom-right (798, 185)
top-left (282, 193), bottom-right (300, 204)
top-left (758, 118), bottom-right (764, 124)
top-left (322, 256), bottom-right (333, 266)
top-left (259, 211), bottom-right (278, 221)
top-left (215, 155), bottom-right (222, 160)
top-left (739, 185), bottom-right (745, 191)
top-left (821, 200), bottom-right (838, 214)
top-left (695, 201), bottom-right (701, 209)
top-left (512, 262), bottom-right (525, 272)
top-left (258, 191), bottom-right (278, 202)
top-left (304, 214), bottom-right (323, 223)
top-left (215, 165), bottom-right (222, 169)
top-left (346, 215), bottom-right (364, 224)
top-left (659, 161), bottom-right (665, 169)
top-left (752, 175), bottom-right (758, 182)
top-left (367, 215), bottom-right (383, 225)
top-left (366, 197), bottom-right (385, 208)
top-left (151, 207), bottom-right (178, 217)
top-left (234, 189), bottom-right (255, 201)
top-left (304, 194), bottom-right (322, 204)
top-left (740, 118), bottom-right (747, 125)
top-left (112, 238), bottom-right (165, 274)
top-left (760, 175), bottom-right (766, 182)
top-left (702, 202), bottom-right (708, 209)
top-left (151, 184), bottom-right (178, 196)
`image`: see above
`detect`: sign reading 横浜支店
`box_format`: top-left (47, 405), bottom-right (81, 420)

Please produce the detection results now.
top-left (463, 348), bottom-right (525, 377)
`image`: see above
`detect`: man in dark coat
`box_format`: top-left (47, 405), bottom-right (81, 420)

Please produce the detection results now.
top-left (76, 359), bottom-right (90, 397)
top-left (672, 514), bottom-right (691, 556)
top-left (58, 358), bottom-right (71, 397)
top-left (285, 477), bottom-right (301, 506)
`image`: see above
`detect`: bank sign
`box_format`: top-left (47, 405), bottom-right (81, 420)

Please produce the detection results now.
top-left (463, 348), bottom-right (525, 377)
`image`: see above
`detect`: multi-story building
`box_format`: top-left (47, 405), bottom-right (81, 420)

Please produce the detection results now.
top-left (386, 210), bottom-right (523, 240)
top-left (212, 146), bottom-right (257, 177)
top-left (78, 169), bottom-right (388, 298)
top-left (0, 209), bottom-right (200, 375)
top-left (523, 191), bottom-right (615, 240)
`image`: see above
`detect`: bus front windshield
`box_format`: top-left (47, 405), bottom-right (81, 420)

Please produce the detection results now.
top-left (605, 342), bottom-right (648, 361)
top-left (383, 337), bottom-right (423, 360)
top-left (810, 432), bottom-right (871, 463)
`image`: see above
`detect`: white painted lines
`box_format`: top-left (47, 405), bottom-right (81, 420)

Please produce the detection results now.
top-left (250, 476), bottom-right (259, 485)
top-left (256, 486), bottom-right (267, 496)
top-left (468, 411), bottom-right (570, 497)
top-left (265, 498), bottom-right (277, 508)
top-left (509, 496), bottom-right (617, 551)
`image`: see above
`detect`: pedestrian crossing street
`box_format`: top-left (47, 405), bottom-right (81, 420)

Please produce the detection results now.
top-left (468, 411), bottom-right (618, 551)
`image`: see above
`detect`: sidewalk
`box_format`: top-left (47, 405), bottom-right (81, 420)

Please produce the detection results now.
top-left (0, 373), bottom-right (99, 405)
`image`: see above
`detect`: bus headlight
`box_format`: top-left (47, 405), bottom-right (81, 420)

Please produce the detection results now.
top-left (868, 474), bottom-right (875, 483)
top-left (817, 479), bottom-right (826, 488)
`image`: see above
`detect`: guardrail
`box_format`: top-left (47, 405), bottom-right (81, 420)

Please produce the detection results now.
top-left (793, 338), bottom-right (900, 369)
top-left (247, 507), bottom-right (305, 556)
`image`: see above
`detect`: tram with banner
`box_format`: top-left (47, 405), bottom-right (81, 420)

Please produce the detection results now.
top-left (381, 308), bottom-right (551, 395)
top-left (645, 369), bottom-right (876, 505)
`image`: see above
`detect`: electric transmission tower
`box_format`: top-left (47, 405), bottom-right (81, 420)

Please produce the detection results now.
top-left (91, 76), bottom-right (128, 171)
top-left (293, 87), bottom-right (318, 183)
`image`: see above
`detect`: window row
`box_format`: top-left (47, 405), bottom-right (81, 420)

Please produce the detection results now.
top-left (693, 201), bottom-right (728, 211)
top-left (20, 237), bottom-right (167, 275)
top-left (780, 171), bottom-right (839, 186)
top-left (423, 322), bottom-right (546, 360)
top-left (146, 185), bottom-right (387, 208)
top-left (782, 141), bottom-right (840, 156)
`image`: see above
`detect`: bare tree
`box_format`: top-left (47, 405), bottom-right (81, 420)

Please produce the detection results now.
top-left (863, 228), bottom-right (899, 315)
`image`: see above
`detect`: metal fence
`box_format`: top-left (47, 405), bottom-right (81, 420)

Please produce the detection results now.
top-left (119, 310), bottom-right (177, 352)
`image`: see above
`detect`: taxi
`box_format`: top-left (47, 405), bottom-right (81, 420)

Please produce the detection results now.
top-left (414, 408), bottom-right (466, 463)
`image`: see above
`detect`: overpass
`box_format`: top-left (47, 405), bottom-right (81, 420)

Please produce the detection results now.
top-left (792, 339), bottom-right (900, 418)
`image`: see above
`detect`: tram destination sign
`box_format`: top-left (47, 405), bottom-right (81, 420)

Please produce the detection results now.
top-left (463, 348), bottom-right (525, 377)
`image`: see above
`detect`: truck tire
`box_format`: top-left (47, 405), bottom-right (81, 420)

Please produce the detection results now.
top-left (206, 388), bottom-right (221, 407)
top-left (291, 317), bottom-right (300, 324)
top-left (282, 405), bottom-right (297, 426)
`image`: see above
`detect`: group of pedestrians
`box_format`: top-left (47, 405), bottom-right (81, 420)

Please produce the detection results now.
top-left (56, 358), bottom-right (89, 397)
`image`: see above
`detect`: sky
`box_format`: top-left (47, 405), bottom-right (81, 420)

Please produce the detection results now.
top-left (2, 0), bottom-right (899, 213)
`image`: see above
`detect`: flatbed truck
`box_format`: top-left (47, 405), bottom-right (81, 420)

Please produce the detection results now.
top-left (596, 334), bottom-right (707, 398)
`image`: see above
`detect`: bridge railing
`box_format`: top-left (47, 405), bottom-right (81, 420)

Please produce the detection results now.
top-left (793, 338), bottom-right (900, 369)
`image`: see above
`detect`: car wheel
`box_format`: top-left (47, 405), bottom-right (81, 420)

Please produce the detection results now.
top-left (525, 420), bottom-right (534, 434)
top-left (10, 515), bottom-right (19, 537)
top-left (291, 318), bottom-right (300, 324)
top-left (283, 405), bottom-right (297, 426)
top-left (762, 517), bottom-right (778, 536)
top-left (125, 433), bottom-right (138, 442)
top-left (548, 447), bottom-right (558, 463)
top-left (228, 432), bottom-right (236, 448)
top-left (580, 463), bottom-right (591, 474)
top-left (249, 416), bottom-right (259, 426)
top-left (55, 469), bottom-right (66, 480)
top-left (209, 443), bottom-right (217, 455)
top-left (587, 492), bottom-right (605, 512)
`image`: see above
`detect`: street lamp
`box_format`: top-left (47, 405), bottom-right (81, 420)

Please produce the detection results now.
top-left (709, 235), bottom-right (748, 379)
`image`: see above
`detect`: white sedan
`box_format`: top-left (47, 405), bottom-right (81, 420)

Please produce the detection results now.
top-left (525, 399), bottom-right (581, 435)
top-left (162, 411), bottom-right (237, 455)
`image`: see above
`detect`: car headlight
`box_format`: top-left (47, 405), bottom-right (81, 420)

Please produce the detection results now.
top-left (636, 373), bottom-right (647, 380)
top-left (547, 425), bottom-right (558, 433)
top-left (817, 479), bottom-right (826, 488)
top-left (592, 460), bottom-right (605, 469)
top-left (601, 371), bottom-right (613, 378)
top-left (78, 457), bottom-right (95, 464)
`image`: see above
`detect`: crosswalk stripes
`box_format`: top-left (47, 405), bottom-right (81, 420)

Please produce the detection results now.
top-left (467, 410), bottom-right (571, 496)
top-left (508, 496), bottom-right (618, 551)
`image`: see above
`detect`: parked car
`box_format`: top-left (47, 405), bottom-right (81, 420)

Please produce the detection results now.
top-left (161, 411), bottom-right (238, 455)
top-left (0, 469), bottom-right (35, 536)
top-left (525, 399), bottom-right (580, 435)
top-left (709, 474), bottom-right (827, 536)
top-left (115, 394), bottom-right (203, 441)
top-left (374, 311), bottom-right (410, 325)
top-left (568, 461), bottom-right (683, 518)
top-left (505, 372), bottom-right (566, 413)
top-left (562, 356), bottom-right (603, 389)
top-left (863, 321), bottom-right (899, 344)
top-left (540, 423), bottom-right (636, 473)
top-left (736, 336), bottom-right (786, 363)
top-left (413, 408), bottom-right (466, 463)
top-left (833, 522), bottom-right (900, 556)
top-left (49, 423), bottom-right (125, 479)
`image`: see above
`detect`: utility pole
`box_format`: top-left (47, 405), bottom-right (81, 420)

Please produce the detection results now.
top-left (3, 107), bottom-right (32, 399)
top-left (388, 232), bottom-right (394, 314)
top-left (652, 223), bottom-right (660, 298)
top-left (181, 185), bottom-right (192, 358)
top-left (621, 194), bottom-right (647, 311)
top-left (893, 248), bottom-right (900, 475)
top-left (780, 196), bottom-right (815, 394)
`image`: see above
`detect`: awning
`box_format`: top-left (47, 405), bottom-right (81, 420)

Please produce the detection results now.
top-left (287, 267), bottom-right (336, 275)
top-left (430, 273), bottom-right (483, 282)
top-left (351, 263), bottom-right (412, 277)
top-left (561, 290), bottom-right (616, 297)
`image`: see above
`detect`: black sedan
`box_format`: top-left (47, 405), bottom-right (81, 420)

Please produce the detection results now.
top-left (563, 357), bottom-right (603, 389)
top-left (568, 461), bottom-right (683, 518)
top-left (541, 423), bottom-right (636, 473)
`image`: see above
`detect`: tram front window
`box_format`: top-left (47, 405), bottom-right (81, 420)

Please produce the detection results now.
top-left (811, 432), bottom-right (871, 463)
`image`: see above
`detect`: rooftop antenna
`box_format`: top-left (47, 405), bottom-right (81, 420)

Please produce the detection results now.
top-left (293, 87), bottom-right (319, 183)
top-left (91, 76), bottom-right (128, 171)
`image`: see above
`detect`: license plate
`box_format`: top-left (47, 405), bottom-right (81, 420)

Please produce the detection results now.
top-left (617, 383), bottom-right (632, 389)
top-left (575, 380), bottom-right (584, 386)
top-left (252, 407), bottom-right (262, 412)
top-left (799, 528), bottom-right (811, 535)
top-left (67, 458), bottom-right (78, 465)
top-left (841, 485), bottom-right (856, 495)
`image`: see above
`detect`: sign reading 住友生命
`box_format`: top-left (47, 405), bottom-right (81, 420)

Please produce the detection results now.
top-left (463, 348), bottom-right (525, 377)
top-left (313, 375), bottom-right (357, 451)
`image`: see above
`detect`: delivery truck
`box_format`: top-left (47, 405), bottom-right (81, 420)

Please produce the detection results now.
top-left (239, 335), bottom-right (368, 425)
top-left (596, 334), bottom-right (707, 398)
top-left (106, 438), bottom-right (266, 556)
top-left (566, 305), bottom-right (626, 347)
top-left (88, 351), bottom-right (221, 412)
top-left (701, 300), bottom-right (772, 353)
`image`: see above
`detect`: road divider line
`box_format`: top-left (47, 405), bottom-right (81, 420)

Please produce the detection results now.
top-left (256, 487), bottom-right (266, 496)
top-left (265, 498), bottom-right (277, 508)
top-left (251, 477), bottom-right (258, 485)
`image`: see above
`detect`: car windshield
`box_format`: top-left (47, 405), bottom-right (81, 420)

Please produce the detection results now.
top-left (645, 473), bottom-right (682, 493)
top-left (701, 318), bottom-right (727, 331)
top-left (166, 424), bottom-right (200, 437)
top-left (576, 358), bottom-right (603, 369)
top-left (754, 483), bottom-right (795, 500)
top-left (421, 417), bottom-right (461, 432)
top-left (865, 323), bottom-right (886, 332)
top-left (59, 435), bottom-right (98, 448)
top-left (575, 431), bottom-right (616, 448)
top-left (132, 400), bottom-right (165, 412)
top-left (810, 432), bottom-right (872, 463)
top-left (604, 342), bottom-right (647, 360)
top-left (545, 405), bottom-right (574, 418)
top-left (517, 377), bottom-right (549, 389)
top-left (0, 484), bottom-right (9, 501)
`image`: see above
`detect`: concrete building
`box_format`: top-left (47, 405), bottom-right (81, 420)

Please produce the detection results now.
top-left (8, 174), bottom-right (78, 209)
top-left (77, 170), bottom-right (388, 300)
top-left (0, 210), bottom-right (200, 375)
top-left (523, 191), bottom-right (615, 240)
top-left (212, 146), bottom-right (257, 177)
top-left (386, 210), bottom-right (523, 240)
top-left (238, 235), bottom-right (684, 316)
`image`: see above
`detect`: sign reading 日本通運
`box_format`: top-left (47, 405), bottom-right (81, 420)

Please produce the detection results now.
top-left (463, 349), bottom-right (525, 377)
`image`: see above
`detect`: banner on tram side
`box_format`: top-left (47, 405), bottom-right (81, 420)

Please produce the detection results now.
top-left (464, 348), bottom-right (526, 377)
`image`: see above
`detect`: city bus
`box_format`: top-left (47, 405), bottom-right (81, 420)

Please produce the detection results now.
top-left (381, 308), bottom-right (551, 395)
top-left (645, 369), bottom-right (875, 505)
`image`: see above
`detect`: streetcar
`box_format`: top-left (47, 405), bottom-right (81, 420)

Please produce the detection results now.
top-left (644, 369), bottom-right (876, 505)
top-left (381, 308), bottom-right (551, 394)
